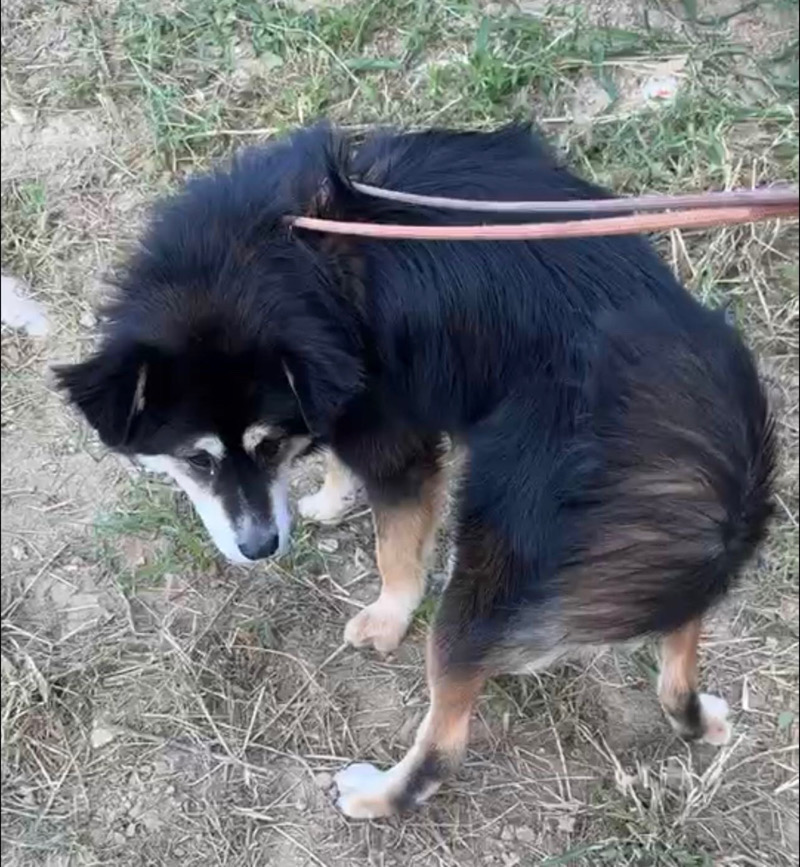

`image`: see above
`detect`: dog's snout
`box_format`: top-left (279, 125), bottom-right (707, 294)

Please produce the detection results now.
top-left (237, 524), bottom-right (279, 560)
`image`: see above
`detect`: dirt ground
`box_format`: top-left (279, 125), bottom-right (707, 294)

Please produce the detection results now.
top-left (1, 1), bottom-right (798, 865)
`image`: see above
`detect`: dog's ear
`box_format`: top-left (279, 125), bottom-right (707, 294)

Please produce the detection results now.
top-left (54, 343), bottom-right (148, 449)
top-left (282, 350), bottom-right (362, 436)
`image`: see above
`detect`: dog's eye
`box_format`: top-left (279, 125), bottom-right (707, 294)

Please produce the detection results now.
top-left (186, 452), bottom-right (215, 472)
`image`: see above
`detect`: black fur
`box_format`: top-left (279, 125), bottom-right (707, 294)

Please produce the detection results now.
top-left (57, 123), bottom-right (775, 669)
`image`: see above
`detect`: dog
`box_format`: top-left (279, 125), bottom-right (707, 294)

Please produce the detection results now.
top-left (56, 124), bottom-right (775, 818)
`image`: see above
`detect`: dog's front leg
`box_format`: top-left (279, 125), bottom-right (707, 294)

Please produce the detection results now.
top-left (344, 465), bottom-right (446, 653)
top-left (299, 450), bottom-right (364, 523)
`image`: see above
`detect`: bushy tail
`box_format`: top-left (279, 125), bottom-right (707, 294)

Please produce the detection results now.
top-left (561, 304), bottom-right (776, 642)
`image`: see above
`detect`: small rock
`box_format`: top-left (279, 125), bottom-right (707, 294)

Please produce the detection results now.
top-left (9, 105), bottom-right (34, 126)
top-left (500, 826), bottom-right (514, 842)
top-left (663, 756), bottom-right (686, 790)
top-left (314, 772), bottom-right (333, 790)
top-left (119, 537), bottom-right (148, 569)
top-left (126, 822), bottom-right (136, 838)
top-left (79, 310), bottom-right (97, 329)
top-left (11, 545), bottom-right (26, 561)
top-left (571, 77), bottom-right (612, 125)
top-left (90, 722), bottom-right (117, 749)
top-left (556, 813), bottom-right (576, 834)
top-left (516, 826), bottom-right (535, 844)
top-left (318, 538), bottom-right (339, 554)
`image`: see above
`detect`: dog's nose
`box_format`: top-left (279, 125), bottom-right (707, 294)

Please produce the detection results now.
top-left (237, 526), bottom-right (279, 560)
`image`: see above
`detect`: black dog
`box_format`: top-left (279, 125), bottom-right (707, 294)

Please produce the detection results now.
top-left (57, 124), bottom-right (775, 817)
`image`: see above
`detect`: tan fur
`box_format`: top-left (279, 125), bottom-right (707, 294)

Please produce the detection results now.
top-left (657, 619), bottom-right (733, 745)
top-left (298, 451), bottom-right (362, 523)
top-left (421, 672), bottom-right (484, 753)
top-left (560, 463), bottom-right (727, 643)
top-left (373, 479), bottom-right (442, 600)
top-left (658, 618), bottom-right (700, 714)
top-left (344, 473), bottom-right (447, 652)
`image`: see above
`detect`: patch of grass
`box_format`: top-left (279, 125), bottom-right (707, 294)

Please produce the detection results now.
top-left (280, 519), bottom-right (328, 577)
top-left (569, 88), bottom-right (798, 192)
top-left (68, 1), bottom-right (698, 167)
top-left (94, 477), bottom-right (218, 593)
top-left (0, 181), bottom-right (52, 282)
top-left (411, 594), bottom-right (438, 629)
top-left (541, 839), bottom-right (714, 866)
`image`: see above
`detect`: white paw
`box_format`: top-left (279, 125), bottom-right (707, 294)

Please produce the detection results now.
top-left (298, 487), bottom-right (361, 523)
top-left (344, 598), bottom-right (413, 653)
top-left (334, 763), bottom-right (395, 819)
top-left (699, 693), bottom-right (732, 746)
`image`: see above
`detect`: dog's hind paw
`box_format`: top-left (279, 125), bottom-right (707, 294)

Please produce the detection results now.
top-left (698, 693), bottom-right (732, 746)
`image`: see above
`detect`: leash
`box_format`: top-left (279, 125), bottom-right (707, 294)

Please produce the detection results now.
top-left (350, 183), bottom-right (798, 214)
top-left (289, 186), bottom-right (798, 241)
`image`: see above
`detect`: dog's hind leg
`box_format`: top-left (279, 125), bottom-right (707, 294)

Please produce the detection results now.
top-left (658, 618), bottom-right (732, 746)
top-left (298, 450), bottom-right (363, 523)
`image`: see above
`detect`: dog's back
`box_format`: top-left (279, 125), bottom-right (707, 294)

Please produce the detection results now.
top-left (336, 127), bottom-right (775, 636)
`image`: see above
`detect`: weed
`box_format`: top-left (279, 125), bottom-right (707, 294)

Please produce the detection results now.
top-left (94, 478), bottom-right (218, 594)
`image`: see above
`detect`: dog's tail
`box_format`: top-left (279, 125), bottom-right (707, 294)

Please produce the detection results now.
top-left (561, 303), bottom-right (776, 642)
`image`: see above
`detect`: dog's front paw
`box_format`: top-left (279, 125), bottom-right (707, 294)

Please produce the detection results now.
top-left (298, 487), bottom-right (360, 523)
top-left (344, 598), bottom-right (412, 653)
top-left (698, 693), bottom-right (732, 746)
top-left (334, 763), bottom-right (395, 819)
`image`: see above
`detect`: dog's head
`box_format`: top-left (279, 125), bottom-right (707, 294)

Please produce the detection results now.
top-left (56, 128), bottom-right (363, 563)
top-left (57, 338), bottom-right (312, 563)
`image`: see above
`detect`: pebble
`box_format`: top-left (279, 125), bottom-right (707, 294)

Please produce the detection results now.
top-left (516, 826), bottom-right (535, 844)
top-left (314, 772), bottom-right (333, 790)
top-left (90, 723), bottom-right (117, 749)
top-left (318, 538), bottom-right (339, 554)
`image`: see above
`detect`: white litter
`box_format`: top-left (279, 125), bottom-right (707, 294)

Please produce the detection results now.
top-left (642, 75), bottom-right (680, 103)
top-left (1, 274), bottom-right (49, 336)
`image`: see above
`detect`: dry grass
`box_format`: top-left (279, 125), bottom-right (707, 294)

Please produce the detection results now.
top-left (1, 1), bottom-right (798, 865)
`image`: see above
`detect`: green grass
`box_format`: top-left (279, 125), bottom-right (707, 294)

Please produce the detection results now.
top-left (93, 478), bottom-right (218, 593)
top-left (540, 840), bottom-right (715, 866)
top-left (0, 181), bottom-right (52, 282)
top-left (30, 0), bottom-right (796, 217)
top-left (33, 1), bottom-right (686, 166)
